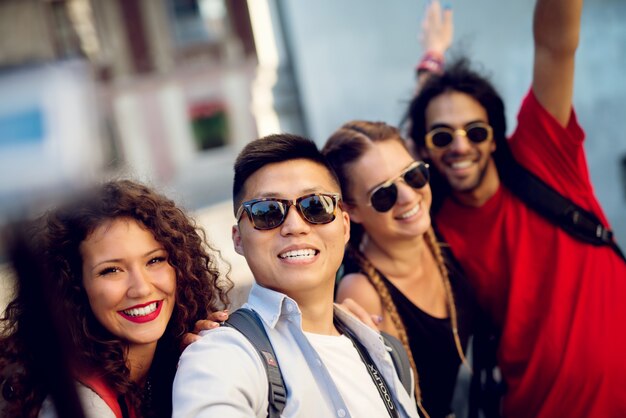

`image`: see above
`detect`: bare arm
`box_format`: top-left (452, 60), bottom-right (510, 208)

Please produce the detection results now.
top-left (416, 0), bottom-right (453, 87)
top-left (532, 0), bottom-right (584, 126)
top-left (336, 273), bottom-right (383, 314)
top-left (336, 273), bottom-right (399, 337)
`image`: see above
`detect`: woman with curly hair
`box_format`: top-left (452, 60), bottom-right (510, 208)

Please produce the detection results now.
top-left (322, 121), bottom-right (479, 418)
top-left (0, 180), bottom-right (231, 418)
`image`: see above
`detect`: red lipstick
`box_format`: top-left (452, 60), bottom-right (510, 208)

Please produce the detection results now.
top-left (118, 300), bottom-right (163, 324)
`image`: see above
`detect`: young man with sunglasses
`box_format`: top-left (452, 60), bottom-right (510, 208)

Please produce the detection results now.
top-left (408, 0), bottom-right (626, 417)
top-left (172, 134), bottom-right (420, 418)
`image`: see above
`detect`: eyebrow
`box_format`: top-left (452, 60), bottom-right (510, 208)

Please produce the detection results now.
top-left (429, 119), bottom-right (486, 130)
top-left (254, 187), bottom-right (327, 199)
top-left (90, 248), bottom-right (165, 271)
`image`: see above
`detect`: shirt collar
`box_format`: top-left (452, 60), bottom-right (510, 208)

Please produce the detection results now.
top-left (246, 283), bottom-right (302, 329)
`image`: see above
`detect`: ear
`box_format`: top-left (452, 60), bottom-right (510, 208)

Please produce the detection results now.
top-left (490, 138), bottom-right (497, 153)
top-left (341, 210), bottom-right (351, 246)
top-left (343, 202), bottom-right (364, 224)
top-left (232, 225), bottom-right (244, 256)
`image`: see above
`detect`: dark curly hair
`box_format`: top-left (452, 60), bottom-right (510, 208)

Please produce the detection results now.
top-left (0, 179), bottom-right (232, 417)
top-left (406, 58), bottom-right (507, 212)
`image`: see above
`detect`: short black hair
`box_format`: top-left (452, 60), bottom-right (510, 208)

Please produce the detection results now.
top-left (232, 133), bottom-right (339, 215)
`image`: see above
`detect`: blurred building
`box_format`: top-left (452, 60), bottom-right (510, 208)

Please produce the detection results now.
top-left (0, 0), bottom-right (311, 220)
top-left (0, 0), bottom-right (260, 303)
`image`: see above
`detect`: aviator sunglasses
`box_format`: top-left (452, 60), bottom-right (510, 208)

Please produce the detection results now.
top-left (368, 161), bottom-right (430, 212)
top-left (425, 121), bottom-right (493, 149)
top-left (236, 193), bottom-right (341, 230)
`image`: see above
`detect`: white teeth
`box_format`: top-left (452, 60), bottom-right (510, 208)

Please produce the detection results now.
top-left (279, 249), bottom-right (317, 260)
top-left (450, 160), bottom-right (472, 169)
top-left (123, 302), bottom-right (158, 317)
top-left (398, 203), bottom-right (420, 219)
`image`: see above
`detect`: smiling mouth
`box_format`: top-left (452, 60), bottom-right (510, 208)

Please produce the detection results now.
top-left (122, 301), bottom-right (159, 317)
top-left (278, 249), bottom-right (318, 260)
top-left (449, 160), bottom-right (473, 170)
top-left (396, 203), bottom-right (421, 220)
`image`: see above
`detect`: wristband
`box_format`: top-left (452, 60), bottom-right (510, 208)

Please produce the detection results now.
top-left (416, 50), bottom-right (445, 75)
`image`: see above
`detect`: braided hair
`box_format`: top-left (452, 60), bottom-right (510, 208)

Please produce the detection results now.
top-left (323, 121), bottom-right (469, 417)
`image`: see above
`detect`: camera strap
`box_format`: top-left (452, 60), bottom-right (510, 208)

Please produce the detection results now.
top-left (334, 317), bottom-right (400, 418)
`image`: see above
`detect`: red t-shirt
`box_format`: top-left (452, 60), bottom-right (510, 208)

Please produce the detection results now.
top-left (436, 91), bottom-right (626, 418)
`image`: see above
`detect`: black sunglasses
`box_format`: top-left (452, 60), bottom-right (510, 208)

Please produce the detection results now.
top-left (236, 193), bottom-right (341, 230)
top-left (367, 161), bottom-right (430, 212)
top-left (425, 122), bottom-right (493, 149)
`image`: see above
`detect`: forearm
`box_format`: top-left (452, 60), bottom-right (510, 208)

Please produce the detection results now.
top-left (533, 0), bottom-right (583, 56)
top-left (414, 1), bottom-right (452, 91)
top-left (532, 0), bottom-right (584, 126)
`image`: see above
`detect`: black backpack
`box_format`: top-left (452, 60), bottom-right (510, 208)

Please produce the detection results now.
top-left (224, 308), bottom-right (413, 418)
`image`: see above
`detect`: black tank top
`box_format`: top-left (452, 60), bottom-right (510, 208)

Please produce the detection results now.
top-left (341, 245), bottom-right (477, 418)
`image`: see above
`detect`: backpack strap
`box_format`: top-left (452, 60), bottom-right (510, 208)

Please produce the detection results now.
top-left (380, 332), bottom-right (413, 395)
top-left (224, 309), bottom-right (287, 418)
top-left (499, 144), bottom-right (626, 263)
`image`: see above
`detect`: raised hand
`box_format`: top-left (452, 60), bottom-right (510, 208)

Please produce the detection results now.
top-left (420, 0), bottom-right (453, 55)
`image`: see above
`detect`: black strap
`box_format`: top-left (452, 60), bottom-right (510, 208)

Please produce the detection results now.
top-left (468, 313), bottom-right (505, 418)
top-left (118, 395), bottom-right (130, 418)
top-left (380, 332), bottom-right (412, 395)
top-left (224, 309), bottom-right (287, 418)
top-left (334, 318), bottom-right (400, 418)
top-left (498, 144), bottom-right (626, 263)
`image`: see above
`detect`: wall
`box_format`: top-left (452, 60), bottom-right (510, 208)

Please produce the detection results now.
top-left (279, 0), bottom-right (626, 245)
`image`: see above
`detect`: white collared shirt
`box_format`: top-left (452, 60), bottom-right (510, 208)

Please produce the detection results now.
top-left (172, 283), bottom-right (419, 418)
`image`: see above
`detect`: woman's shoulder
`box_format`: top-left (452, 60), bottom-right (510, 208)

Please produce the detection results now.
top-left (336, 271), bottom-right (383, 314)
top-left (38, 381), bottom-right (117, 418)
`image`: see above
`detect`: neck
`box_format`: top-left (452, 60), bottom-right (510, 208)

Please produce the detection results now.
top-left (451, 158), bottom-right (500, 207)
top-left (292, 285), bottom-right (338, 335)
top-left (127, 342), bottom-right (158, 384)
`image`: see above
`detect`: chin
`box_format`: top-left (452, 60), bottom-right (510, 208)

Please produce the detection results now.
top-left (399, 221), bottom-right (430, 239)
top-left (450, 177), bottom-right (481, 193)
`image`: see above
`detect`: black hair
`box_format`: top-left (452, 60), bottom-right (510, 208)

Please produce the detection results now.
top-left (232, 133), bottom-right (339, 213)
top-left (406, 58), bottom-right (508, 211)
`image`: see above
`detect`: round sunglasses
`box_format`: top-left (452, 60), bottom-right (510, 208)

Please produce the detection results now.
top-left (236, 193), bottom-right (341, 230)
top-left (367, 161), bottom-right (430, 212)
top-left (425, 122), bottom-right (493, 149)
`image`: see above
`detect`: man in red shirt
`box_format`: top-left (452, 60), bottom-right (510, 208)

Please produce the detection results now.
top-left (407, 0), bottom-right (626, 416)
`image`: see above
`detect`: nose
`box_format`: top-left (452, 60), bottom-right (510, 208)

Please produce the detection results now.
top-left (126, 267), bottom-right (152, 298)
top-left (396, 180), bottom-right (417, 205)
top-left (448, 129), bottom-right (472, 153)
top-left (280, 204), bottom-right (311, 236)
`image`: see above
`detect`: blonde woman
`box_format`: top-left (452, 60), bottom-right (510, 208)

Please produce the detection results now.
top-left (322, 121), bottom-right (478, 418)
